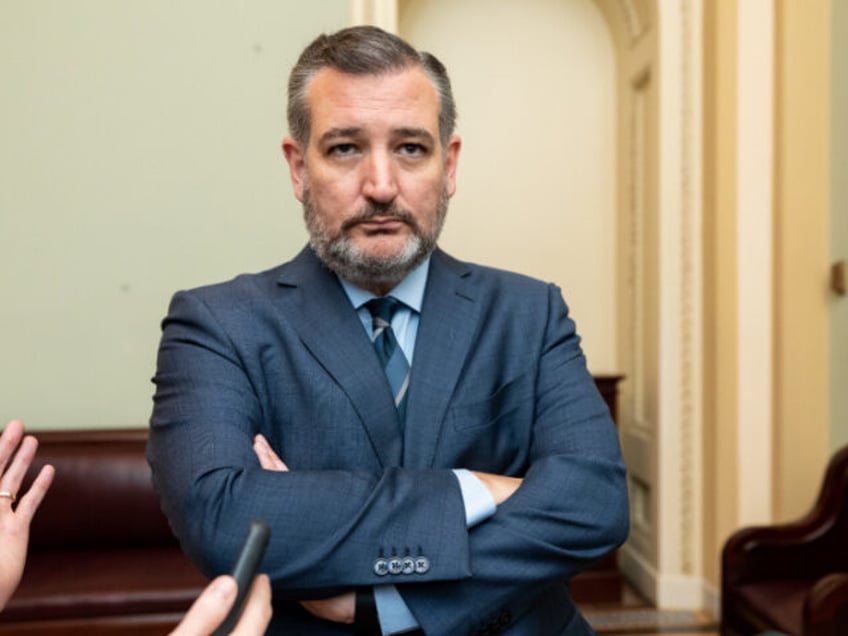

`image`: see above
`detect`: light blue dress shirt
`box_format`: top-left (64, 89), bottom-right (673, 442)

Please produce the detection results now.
top-left (339, 257), bottom-right (496, 635)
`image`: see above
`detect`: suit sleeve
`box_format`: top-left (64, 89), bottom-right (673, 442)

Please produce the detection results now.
top-left (399, 284), bottom-right (629, 634)
top-left (147, 290), bottom-right (472, 597)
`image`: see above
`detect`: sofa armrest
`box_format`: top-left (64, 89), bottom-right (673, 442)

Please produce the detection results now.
top-left (723, 523), bottom-right (844, 585)
top-left (723, 446), bottom-right (848, 586)
top-left (805, 572), bottom-right (848, 636)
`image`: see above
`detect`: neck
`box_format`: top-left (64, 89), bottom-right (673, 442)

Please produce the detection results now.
top-left (366, 282), bottom-right (398, 297)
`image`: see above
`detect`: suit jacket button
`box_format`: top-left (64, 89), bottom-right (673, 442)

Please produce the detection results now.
top-left (388, 557), bottom-right (403, 575)
top-left (373, 558), bottom-right (389, 576)
top-left (414, 556), bottom-right (430, 574)
top-left (401, 556), bottom-right (416, 574)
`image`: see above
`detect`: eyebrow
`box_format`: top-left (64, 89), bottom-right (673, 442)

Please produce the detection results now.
top-left (319, 127), bottom-right (362, 144)
top-left (394, 127), bottom-right (436, 144)
top-left (318, 126), bottom-right (436, 145)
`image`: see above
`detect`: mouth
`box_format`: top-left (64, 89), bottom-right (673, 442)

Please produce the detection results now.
top-left (352, 216), bottom-right (407, 234)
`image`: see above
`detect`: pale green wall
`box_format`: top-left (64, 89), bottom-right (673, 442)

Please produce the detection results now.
top-left (0, 2), bottom-right (349, 430)
top-left (831, 0), bottom-right (848, 451)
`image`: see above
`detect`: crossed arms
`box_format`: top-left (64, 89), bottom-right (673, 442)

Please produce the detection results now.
top-left (251, 433), bottom-right (522, 625)
top-left (147, 278), bottom-right (629, 633)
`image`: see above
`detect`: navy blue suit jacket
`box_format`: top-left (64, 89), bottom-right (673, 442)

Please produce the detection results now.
top-left (147, 246), bottom-right (628, 635)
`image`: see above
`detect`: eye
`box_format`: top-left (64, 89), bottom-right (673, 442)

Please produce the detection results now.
top-left (398, 143), bottom-right (428, 157)
top-left (328, 143), bottom-right (357, 157)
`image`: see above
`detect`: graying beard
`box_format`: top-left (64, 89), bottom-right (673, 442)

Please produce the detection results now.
top-left (303, 187), bottom-right (447, 288)
top-left (317, 232), bottom-right (429, 288)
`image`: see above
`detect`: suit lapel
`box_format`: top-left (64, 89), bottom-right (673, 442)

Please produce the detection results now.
top-left (403, 250), bottom-right (480, 468)
top-left (274, 247), bottom-right (403, 467)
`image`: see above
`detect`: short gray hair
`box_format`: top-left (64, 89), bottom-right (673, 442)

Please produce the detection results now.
top-left (287, 25), bottom-right (457, 148)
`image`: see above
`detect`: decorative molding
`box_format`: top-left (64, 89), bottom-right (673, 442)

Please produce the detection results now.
top-left (626, 77), bottom-right (648, 432)
top-left (619, 543), bottom-right (658, 605)
top-left (678, 0), bottom-right (697, 578)
top-left (703, 581), bottom-right (721, 623)
top-left (350, 0), bottom-right (398, 33)
top-left (735, 0), bottom-right (775, 528)
top-left (619, 544), bottom-right (706, 609)
top-left (616, 0), bottom-right (705, 601)
top-left (616, 0), bottom-right (646, 43)
top-left (618, 0), bottom-right (659, 594)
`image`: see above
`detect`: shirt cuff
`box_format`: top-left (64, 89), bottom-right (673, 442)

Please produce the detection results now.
top-left (373, 584), bottom-right (420, 635)
top-left (452, 468), bottom-right (497, 527)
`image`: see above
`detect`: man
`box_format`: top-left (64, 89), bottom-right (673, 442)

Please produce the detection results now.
top-left (148, 25), bottom-right (628, 635)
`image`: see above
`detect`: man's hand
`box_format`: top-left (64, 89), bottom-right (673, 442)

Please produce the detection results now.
top-left (252, 434), bottom-right (356, 624)
top-left (0, 420), bottom-right (55, 612)
top-left (299, 592), bottom-right (356, 625)
top-left (470, 471), bottom-right (523, 505)
top-left (253, 434), bottom-right (288, 472)
top-left (169, 574), bottom-right (272, 636)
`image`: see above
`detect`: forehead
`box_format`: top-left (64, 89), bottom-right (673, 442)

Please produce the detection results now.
top-left (306, 66), bottom-right (440, 140)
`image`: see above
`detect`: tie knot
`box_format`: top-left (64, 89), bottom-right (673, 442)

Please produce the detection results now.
top-left (365, 296), bottom-right (402, 324)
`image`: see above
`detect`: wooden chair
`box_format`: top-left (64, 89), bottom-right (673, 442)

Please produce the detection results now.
top-left (721, 444), bottom-right (848, 636)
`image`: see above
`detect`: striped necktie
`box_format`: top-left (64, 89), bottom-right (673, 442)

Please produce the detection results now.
top-left (365, 297), bottom-right (410, 425)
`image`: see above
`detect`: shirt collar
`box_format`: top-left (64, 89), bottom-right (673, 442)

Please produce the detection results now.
top-left (339, 256), bottom-right (430, 312)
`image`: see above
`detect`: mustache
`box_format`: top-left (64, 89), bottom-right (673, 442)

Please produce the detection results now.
top-left (340, 203), bottom-right (419, 233)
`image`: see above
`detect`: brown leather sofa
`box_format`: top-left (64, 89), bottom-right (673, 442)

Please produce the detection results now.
top-left (0, 428), bottom-right (208, 636)
top-left (721, 444), bottom-right (848, 636)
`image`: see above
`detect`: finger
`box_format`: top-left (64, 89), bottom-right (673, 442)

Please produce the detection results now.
top-left (169, 575), bottom-right (236, 636)
top-left (252, 434), bottom-right (276, 459)
top-left (14, 464), bottom-right (55, 524)
top-left (299, 599), bottom-right (319, 615)
top-left (231, 574), bottom-right (272, 636)
top-left (0, 421), bottom-right (24, 473)
top-left (253, 436), bottom-right (288, 472)
top-left (258, 437), bottom-right (288, 471)
top-left (253, 436), bottom-right (275, 470)
top-left (0, 436), bottom-right (39, 497)
top-left (299, 592), bottom-right (355, 623)
top-left (252, 434), bottom-right (269, 458)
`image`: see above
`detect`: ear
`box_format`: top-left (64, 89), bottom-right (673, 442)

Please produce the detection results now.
top-left (282, 136), bottom-right (306, 202)
top-left (443, 134), bottom-right (462, 198)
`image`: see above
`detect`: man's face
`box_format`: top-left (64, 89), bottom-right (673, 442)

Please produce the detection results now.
top-left (282, 66), bottom-right (461, 292)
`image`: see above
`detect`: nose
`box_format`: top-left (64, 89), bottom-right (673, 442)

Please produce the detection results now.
top-left (361, 150), bottom-right (398, 204)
